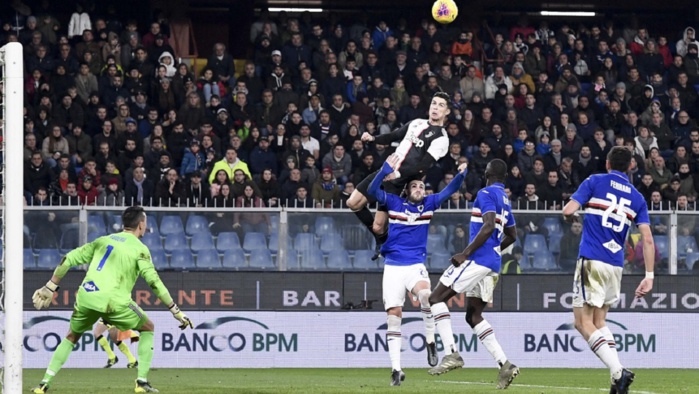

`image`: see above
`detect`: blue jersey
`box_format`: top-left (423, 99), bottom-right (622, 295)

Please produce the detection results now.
top-left (368, 162), bottom-right (465, 266)
top-left (570, 170), bottom-right (650, 267)
top-left (469, 183), bottom-right (515, 272)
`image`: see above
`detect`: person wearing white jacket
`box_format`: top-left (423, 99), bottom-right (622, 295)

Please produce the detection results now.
top-left (68, 5), bottom-right (91, 38)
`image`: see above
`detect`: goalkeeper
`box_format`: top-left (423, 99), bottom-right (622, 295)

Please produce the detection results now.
top-left (31, 206), bottom-right (193, 394)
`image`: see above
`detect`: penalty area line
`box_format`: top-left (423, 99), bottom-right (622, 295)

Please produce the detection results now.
top-left (436, 380), bottom-right (662, 394)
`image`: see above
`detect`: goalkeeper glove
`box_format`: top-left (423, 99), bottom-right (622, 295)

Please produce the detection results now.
top-left (169, 303), bottom-right (193, 330)
top-left (32, 280), bottom-right (58, 310)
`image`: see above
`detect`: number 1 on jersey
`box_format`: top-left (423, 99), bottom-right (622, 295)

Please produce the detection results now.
top-left (97, 245), bottom-right (114, 271)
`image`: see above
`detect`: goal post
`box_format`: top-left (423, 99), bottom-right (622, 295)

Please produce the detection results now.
top-left (1, 41), bottom-right (25, 393)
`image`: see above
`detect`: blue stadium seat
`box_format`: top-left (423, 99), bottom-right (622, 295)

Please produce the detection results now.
top-left (190, 232), bottom-right (215, 254)
top-left (185, 215), bottom-right (210, 236)
top-left (427, 233), bottom-right (447, 254)
top-left (88, 230), bottom-right (107, 243)
top-left (542, 217), bottom-right (562, 235)
top-left (677, 236), bottom-right (699, 258)
top-left (294, 233), bottom-right (317, 251)
top-left (170, 249), bottom-right (195, 269)
top-left (196, 249), bottom-right (221, 269)
top-left (340, 225), bottom-right (371, 250)
top-left (532, 250), bottom-right (558, 271)
top-left (269, 214), bottom-right (280, 234)
top-left (248, 249), bottom-right (275, 269)
top-left (655, 235), bottom-right (669, 259)
top-left (314, 216), bottom-right (335, 235)
top-left (222, 248), bottom-right (247, 270)
top-left (141, 232), bottom-right (163, 251)
top-left (268, 233), bottom-right (291, 254)
top-left (164, 233), bottom-right (188, 253)
top-left (243, 232), bottom-right (267, 252)
top-left (59, 228), bottom-right (79, 254)
top-left (326, 250), bottom-right (351, 270)
top-left (87, 214), bottom-right (106, 234)
top-left (160, 215), bottom-right (184, 236)
top-left (109, 214), bottom-right (122, 233)
top-left (299, 249), bottom-right (326, 270)
top-left (37, 249), bottom-right (61, 269)
top-left (151, 249), bottom-right (168, 270)
top-left (523, 234), bottom-right (547, 256)
top-left (216, 232), bottom-right (241, 252)
top-left (429, 251), bottom-right (452, 271)
top-left (685, 252), bottom-right (699, 270)
top-left (24, 249), bottom-right (36, 269)
top-left (352, 250), bottom-right (380, 270)
top-left (548, 233), bottom-right (563, 254)
top-left (320, 233), bottom-right (344, 254)
top-left (282, 249), bottom-right (299, 269)
top-left (146, 215), bottom-right (160, 235)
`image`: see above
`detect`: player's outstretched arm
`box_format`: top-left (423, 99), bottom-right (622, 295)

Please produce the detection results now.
top-left (562, 199), bottom-right (581, 223)
top-left (434, 163), bottom-right (467, 205)
top-left (138, 255), bottom-right (194, 330)
top-left (32, 242), bottom-right (98, 310)
top-left (635, 224), bottom-right (655, 298)
top-left (452, 211), bottom-right (496, 266)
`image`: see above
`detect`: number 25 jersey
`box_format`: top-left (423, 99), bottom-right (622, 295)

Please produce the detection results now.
top-left (570, 170), bottom-right (650, 267)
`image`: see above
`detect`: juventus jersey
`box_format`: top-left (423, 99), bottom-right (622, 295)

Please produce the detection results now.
top-left (571, 170), bottom-right (650, 267)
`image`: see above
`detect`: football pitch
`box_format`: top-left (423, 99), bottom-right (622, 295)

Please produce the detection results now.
top-left (22, 368), bottom-right (699, 393)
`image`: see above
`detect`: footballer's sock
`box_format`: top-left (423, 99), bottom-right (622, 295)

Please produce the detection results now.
top-left (353, 206), bottom-right (375, 232)
top-left (588, 329), bottom-right (623, 380)
top-left (137, 331), bottom-right (154, 380)
top-left (117, 341), bottom-right (137, 364)
top-left (97, 335), bottom-right (116, 360)
top-left (432, 302), bottom-right (456, 355)
top-left (417, 289), bottom-right (435, 344)
top-left (473, 320), bottom-right (507, 366)
top-left (599, 326), bottom-right (623, 380)
top-left (42, 339), bottom-right (74, 384)
top-left (386, 315), bottom-right (402, 371)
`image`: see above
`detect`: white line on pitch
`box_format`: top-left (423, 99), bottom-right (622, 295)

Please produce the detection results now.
top-left (436, 380), bottom-right (664, 394)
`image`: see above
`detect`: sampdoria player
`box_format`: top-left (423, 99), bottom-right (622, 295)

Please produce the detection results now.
top-left (562, 146), bottom-right (655, 394)
top-left (427, 159), bottom-right (520, 389)
top-left (368, 153), bottom-right (467, 386)
top-left (30, 206), bottom-right (193, 393)
top-left (94, 318), bottom-right (140, 368)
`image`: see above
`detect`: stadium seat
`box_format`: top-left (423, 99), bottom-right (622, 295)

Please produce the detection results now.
top-left (269, 214), bottom-right (280, 234)
top-left (87, 214), bottom-right (107, 234)
top-left (326, 250), bottom-right (351, 270)
top-left (677, 236), bottom-right (699, 258)
top-left (655, 235), bottom-right (669, 259)
top-left (281, 249), bottom-right (299, 269)
top-left (196, 249), bottom-right (221, 269)
top-left (685, 252), bottom-right (699, 270)
top-left (160, 215), bottom-right (184, 236)
top-left (299, 249), bottom-right (326, 270)
top-left (222, 248), bottom-right (247, 270)
top-left (243, 232), bottom-right (267, 252)
top-left (541, 217), bottom-right (562, 235)
top-left (185, 215), bottom-right (210, 236)
top-left (268, 233), bottom-right (291, 254)
top-left (294, 233), bottom-right (317, 251)
top-left (164, 233), bottom-right (188, 253)
top-left (151, 249), bottom-right (169, 270)
top-left (24, 249), bottom-right (36, 269)
top-left (141, 232), bottom-right (163, 251)
top-left (340, 225), bottom-right (371, 250)
top-left (320, 233), bottom-right (344, 254)
top-left (523, 234), bottom-right (547, 256)
top-left (37, 249), bottom-right (61, 269)
top-left (170, 249), bottom-right (195, 269)
top-left (216, 232), bottom-right (241, 252)
top-left (248, 249), bottom-right (275, 269)
top-left (314, 216), bottom-right (335, 235)
top-left (548, 233), bottom-right (563, 254)
top-left (427, 233), bottom-right (447, 254)
top-left (532, 250), bottom-right (558, 271)
top-left (146, 215), bottom-right (160, 235)
top-left (352, 250), bottom-right (380, 270)
top-left (190, 232), bottom-right (215, 254)
top-left (429, 251), bottom-right (452, 271)
top-left (59, 228), bottom-right (79, 254)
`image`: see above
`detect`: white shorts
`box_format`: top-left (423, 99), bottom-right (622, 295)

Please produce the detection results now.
top-left (572, 258), bottom-right (623, 308)
top-left (439, 261), bottom-right (495, 295)
top-left (382, 263), bottom-right (430, 310)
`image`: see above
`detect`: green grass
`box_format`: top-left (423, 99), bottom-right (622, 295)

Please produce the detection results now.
top-left (23, 368), bottom-right (698, 393)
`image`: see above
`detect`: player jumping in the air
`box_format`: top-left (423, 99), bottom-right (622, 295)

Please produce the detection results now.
top-left (562, 146), bottom-right (655, 394)
top-left (30, 206), bottom-right (193, 393)
top-left (427, 159), bottom-right (520, 389)
top-left (367, 153), bottom-right (468, 386)
top-left (347, 92), bottom-right (451, 259)
top-left (94, 319), bottom-right (140, 368)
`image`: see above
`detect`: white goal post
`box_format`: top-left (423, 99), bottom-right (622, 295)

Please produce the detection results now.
top-left (1, 41), bottom-right (25, 393)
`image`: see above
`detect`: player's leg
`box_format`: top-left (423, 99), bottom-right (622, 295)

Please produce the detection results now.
top-left (95, 320), bottom-right (119, 367)
top-left (32, 308), bottom-right (99, 392)
top-left (110, 327), bottom-right (139, 367)
top-left (409, 271), bottom-right (437, 366)
top-left (371, 208), bottom-right (389, 259)
top-left (347, 174), bottom-right (375, 231)
top-left (382, 265), bottom-right (406, 386)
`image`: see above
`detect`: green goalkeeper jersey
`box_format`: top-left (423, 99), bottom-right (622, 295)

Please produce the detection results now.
top-left (58, 231), bottom-right (173, 313)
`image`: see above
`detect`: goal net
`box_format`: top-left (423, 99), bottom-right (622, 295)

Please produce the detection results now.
top-left (1, 42), bottom-right (25, 393)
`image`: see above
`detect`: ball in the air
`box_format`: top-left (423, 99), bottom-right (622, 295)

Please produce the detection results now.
top-left (432, 0), bottom-right (458, 24)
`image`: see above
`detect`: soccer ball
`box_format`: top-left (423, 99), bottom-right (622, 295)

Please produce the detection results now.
top-left (432, 0), bottom-right (458, 24)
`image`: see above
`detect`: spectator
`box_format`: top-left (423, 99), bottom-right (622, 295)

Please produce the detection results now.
top-left (648, 155), bottom-right (673, 188)
top-left (66, 125), bottom-right (92, 167)
top-left (257, 168), bottom-right (281, 208)
top-left (212, 183), bottom-right (234, 208)
top-left (234, 185), bottom-right (269, 234)
top-left (41, 125), bottom-right (70, 168)
top-left (124, 167), bottom-right (155, 206)
top-left (287, 184), bottom-right (314, 208)
top-left (155, 168), bottom-right (185, 207)
top-left (559, 221), bottom-right (583, 271)
top-left (180, 139), bottom-right (206, 178)
top-left (231, 169), bottom-right (262, 199)
top-left (322, 144), bottom-right (351, 185)
top-left (538, 170), bottom-right (564, 210)
top-left (312, 167), bottom-right (341, 208)
top-left (184, 172), bottom-right (211, 207)
top-left (98, 178), bottom-right (124, 206)
top-left (515, 183), bottom-right (545, 210)
top-left (77, 176), bottom-right (99, 205)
